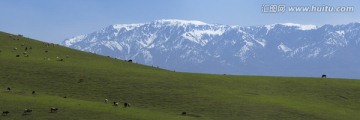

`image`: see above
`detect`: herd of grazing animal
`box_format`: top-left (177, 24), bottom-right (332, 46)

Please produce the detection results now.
top-left (2, 33), bottom-right (333, 118)
top-left (4, 34), bottom-right (136, 64)
top-left (109, 100), bottom-right (131, 108)
top-left (5, 35), bottom-right (69, 62)
top-left (2, 108), bottom-right (53, 116)
top-left (2, 88), bottom-right (43, 116)
top-left (2, 87), bottom-right (132, 117)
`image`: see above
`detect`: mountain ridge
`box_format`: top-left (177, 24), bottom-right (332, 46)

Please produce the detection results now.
top-left (62, 19), bottom-right (360, 79)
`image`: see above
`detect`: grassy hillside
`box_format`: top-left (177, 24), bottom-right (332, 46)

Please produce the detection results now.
top-left (0, 31), bottom-right (360, 120)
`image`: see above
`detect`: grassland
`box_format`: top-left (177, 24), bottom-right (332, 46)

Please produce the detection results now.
top-left (0, 31), bottom-right (360, 120)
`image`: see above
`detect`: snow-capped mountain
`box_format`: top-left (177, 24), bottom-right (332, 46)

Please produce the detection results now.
top-left (62, 19), bottom-right (360, 79)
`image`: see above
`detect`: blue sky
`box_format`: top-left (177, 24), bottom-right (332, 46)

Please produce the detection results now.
top-left (0, 0), bottom-right (359, 43)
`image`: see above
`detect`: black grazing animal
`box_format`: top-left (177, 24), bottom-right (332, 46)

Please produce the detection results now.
top-left (2, 111), bottom-right (10, 116)
top-left (16, 55), bottom-right (20, 57)
top-left (50, 107), bottom-right (58, 113)
top-left (128, 60), bottom-right (133, 63)
top-left (124, 102), bottom-right (131, 108)
top-left (32, 91), bottom-right (36, 95)
top-left (322, 75), bottom-right (327, 78)
top-left (23, 109), bottom-right (32, 115)
top-left (7, 87), bottom-right (11, 91)
top-left (181, 112), bottom-right (187, 116)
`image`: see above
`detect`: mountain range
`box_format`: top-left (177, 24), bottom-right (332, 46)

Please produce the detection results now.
top-left (62, 19), bottom-right (360, 79)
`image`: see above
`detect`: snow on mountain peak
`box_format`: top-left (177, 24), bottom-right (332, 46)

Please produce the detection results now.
top-left (265, 23), bottom-right (317, 31)
top-left (155, 19), bottom-right (208, 26)
top-left (112, 24), bottom-right (144, 31)
top-left (277, 42), bottom-right (292, 53)
top-left (281, 23), bottom-right (317, 30)
top-left (63, 35), bottom-right (87, 47)
top-left (264, 24), bottom-right (275, 31)
top-left (182, 28), bottom-right (226, 46)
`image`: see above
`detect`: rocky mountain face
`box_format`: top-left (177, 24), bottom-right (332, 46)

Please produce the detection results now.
top-left (62, 19), bottom-right (360, 79)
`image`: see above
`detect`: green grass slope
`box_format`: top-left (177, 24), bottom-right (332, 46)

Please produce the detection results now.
top-left (0, 31), bottom-right (360, 120)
